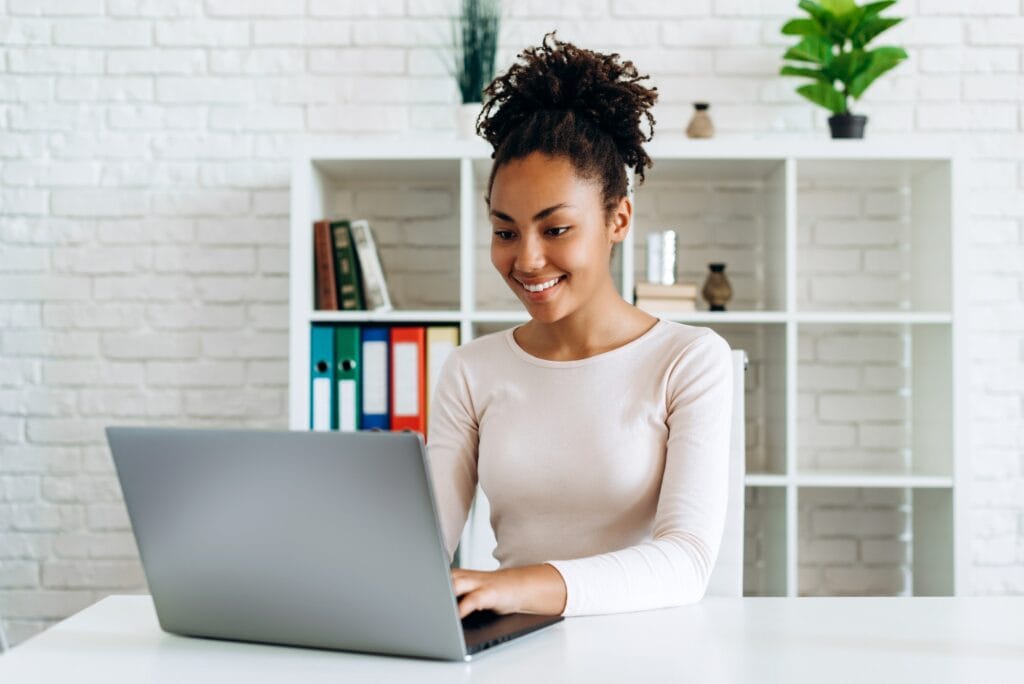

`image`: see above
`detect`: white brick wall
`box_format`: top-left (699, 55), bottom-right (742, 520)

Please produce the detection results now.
top-left (2, 1), bottom-right (1023, 645)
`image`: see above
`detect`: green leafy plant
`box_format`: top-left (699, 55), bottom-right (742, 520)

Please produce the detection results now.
top-left (780, 0), bottom-right (907, 115)
top-left (449, 0), bottom-right (502, 104)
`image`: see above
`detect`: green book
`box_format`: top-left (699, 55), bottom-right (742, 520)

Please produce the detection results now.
top-left (330, 220), bottom-right (365, 310)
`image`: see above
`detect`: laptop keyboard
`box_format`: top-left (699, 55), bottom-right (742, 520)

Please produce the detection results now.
top-left (461, 609), bottom-right (563, 655)
top-left (461, 609), bottom-right (502, 630)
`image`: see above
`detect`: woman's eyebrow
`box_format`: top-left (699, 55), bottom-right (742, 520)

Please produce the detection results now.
top-left (489, 202), bottom-right (575, 223)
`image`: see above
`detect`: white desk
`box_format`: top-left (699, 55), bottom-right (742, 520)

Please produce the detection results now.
top-left (1, 595), bottom-right (1022, 683)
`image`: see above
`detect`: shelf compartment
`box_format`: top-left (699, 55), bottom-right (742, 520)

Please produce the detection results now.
top-left (706, 322), bottom-right (787, 476)
top-left (744, 486), bottom-right (788, 597)
top-left (631, 158), bottom-right (787, 312)
top-left (797, 486), bottom-right (911, 597)
top-left (797, 322), bottom-right (953, 479)
top-left (795, 158), bottom-right (952, 314)
top-left (307, 157), bottom-right (462, 312)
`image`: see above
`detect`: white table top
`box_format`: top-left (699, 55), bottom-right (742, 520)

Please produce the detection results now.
top-left (2, 595), bottom-right (1023, 683)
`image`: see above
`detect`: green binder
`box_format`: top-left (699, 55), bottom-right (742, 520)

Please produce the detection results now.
top-left (334, 325), bottom-right (362, 432)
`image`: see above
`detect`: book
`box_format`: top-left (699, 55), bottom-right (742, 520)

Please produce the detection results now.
top-left (313, 220), bottom-right (338, 311)
top-left (350, 219), bottom-right (393, 312)
top-left (635, 297), bottom-right (697, 313)
top-left (634, 281), bottom-right (699, 299)
top-left (330, 220), bottom-right (365, 310)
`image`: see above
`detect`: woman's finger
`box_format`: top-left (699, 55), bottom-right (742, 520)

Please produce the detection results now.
top-left (458, 588), bottom-right (494, 619)
top-left (450, 569), bottom-right (482, 597)
top-left (457, 592), bottom-right (477, 619)
top-left (458, 585), bottom-right (502, 619)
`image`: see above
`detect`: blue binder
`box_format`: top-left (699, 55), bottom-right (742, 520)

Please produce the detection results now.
top-left (360, 326), bottom-right (390, 430)
top-left (310, 324), bottom-right (336, 431)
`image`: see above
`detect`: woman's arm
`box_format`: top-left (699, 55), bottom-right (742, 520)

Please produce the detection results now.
top-left (425, 351), bottom-right (480, 563)
top-left (546, 331), bottom-right (734, 616)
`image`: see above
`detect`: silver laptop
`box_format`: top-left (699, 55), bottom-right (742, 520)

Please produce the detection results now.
top-left (105, 426), bottom-right (563, 661)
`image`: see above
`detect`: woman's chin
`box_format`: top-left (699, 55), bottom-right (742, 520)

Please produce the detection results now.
top-left (523, 303), bottom-right (568, 324)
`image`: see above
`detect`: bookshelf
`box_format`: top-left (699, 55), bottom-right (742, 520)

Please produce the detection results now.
top-left (289, 137), bottom-right (967, 598)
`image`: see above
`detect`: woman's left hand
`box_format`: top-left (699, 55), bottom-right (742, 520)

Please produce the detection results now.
top-left (451, 563), bottom-right (567, 619)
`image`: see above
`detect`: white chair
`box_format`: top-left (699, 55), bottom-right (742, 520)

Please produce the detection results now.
top-left (705, 349), bottom-right (747, 598)
top-left (458, 349), bottom-right (748, 599)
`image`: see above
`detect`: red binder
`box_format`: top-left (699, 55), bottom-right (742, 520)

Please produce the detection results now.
top-left (390, 327), bottom-right (426, 436)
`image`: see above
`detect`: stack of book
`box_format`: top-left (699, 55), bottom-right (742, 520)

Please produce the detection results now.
top-left (634, 281), bottom-right (700, 312)
top-left (310, 323), bottom-right (459, 440)
top-left (313, 218), bottom-right (393, 311)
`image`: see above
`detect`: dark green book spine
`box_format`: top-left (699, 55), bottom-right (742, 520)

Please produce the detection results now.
top-left (330, 220), bottom-right (365, 310)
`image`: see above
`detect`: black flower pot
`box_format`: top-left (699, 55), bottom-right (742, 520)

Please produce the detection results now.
top-left (828, 113), bottom-right (867, 139)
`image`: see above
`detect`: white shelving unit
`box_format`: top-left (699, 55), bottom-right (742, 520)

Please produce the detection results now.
top-left (289, 137), bottom-right (967, 597)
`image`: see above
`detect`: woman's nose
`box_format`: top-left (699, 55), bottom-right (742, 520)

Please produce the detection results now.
top-left (513, 233), bottom-right (546, 271)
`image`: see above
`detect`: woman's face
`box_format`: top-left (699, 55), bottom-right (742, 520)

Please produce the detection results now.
top-left (488, 152), bottom-right (629, 324)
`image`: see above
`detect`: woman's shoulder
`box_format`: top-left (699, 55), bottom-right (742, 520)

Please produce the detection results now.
top-left (653, 319), bottom-right (730, 353)
top-left (445, 326), bottom-right (512, 369)
top-left (651, 320), bottom-right (733, 373)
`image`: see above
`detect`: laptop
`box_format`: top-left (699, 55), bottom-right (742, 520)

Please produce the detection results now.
top-left (105, 426), bottom-right (563, 661)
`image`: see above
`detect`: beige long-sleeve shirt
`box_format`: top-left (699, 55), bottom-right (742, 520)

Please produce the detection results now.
top-left (424, 318), bottom-right (733, 617)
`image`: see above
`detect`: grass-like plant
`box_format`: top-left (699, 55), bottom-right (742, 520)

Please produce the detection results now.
top-left (780, 0), bottom-right (907, 115)
top-left (449, 0), bottom-right (501, 104)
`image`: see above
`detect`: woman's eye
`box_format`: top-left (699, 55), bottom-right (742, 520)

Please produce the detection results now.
top-left (493, 227), bottom-right (568, 240)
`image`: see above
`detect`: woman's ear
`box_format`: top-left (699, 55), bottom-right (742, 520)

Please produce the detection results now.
top-left (607, 195), bottom-right (632, 244)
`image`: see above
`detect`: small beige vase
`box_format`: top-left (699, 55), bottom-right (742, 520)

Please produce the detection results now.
top-left (701, 262), bottom-right (733, 311)
top-left (686, 102), bottom-right (715, 139)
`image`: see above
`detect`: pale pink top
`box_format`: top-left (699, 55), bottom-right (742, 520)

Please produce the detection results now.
top-left (425, 318), bottom-right (733, 616)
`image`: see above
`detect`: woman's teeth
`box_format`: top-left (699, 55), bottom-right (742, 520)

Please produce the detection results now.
top-left (521, 277), bottom-right (561, 292)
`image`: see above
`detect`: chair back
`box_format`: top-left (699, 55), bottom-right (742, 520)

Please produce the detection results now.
top-left (705, 349), bottom-right (748, 597)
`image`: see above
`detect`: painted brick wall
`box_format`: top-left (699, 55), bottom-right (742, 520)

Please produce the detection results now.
top-left (2, 0), bottom-right (1023, 645)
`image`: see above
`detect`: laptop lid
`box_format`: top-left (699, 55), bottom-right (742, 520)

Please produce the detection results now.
top-left (107, 426), bottom-right (474, 660)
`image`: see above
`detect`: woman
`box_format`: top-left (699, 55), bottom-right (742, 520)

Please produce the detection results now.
top-left (426, 31), bottom-right (734, 619)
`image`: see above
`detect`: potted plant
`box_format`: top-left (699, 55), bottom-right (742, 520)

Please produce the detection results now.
top-left (448, 0), bottom-right (501, 139)
top-left (779, 0), bottom-right (907, 138)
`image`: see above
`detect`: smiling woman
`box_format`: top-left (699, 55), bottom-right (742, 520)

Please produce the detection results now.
top-left (425, 30), bottom-right (734, 619)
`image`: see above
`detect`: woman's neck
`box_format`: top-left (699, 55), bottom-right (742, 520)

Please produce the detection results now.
top-left (516, 283), bottom-right (658, 362)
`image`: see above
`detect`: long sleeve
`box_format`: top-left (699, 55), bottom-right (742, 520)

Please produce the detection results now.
top-left (544, 331), bottom-right (734, 616)
top-left (424, 351), bottom-right (480, 564)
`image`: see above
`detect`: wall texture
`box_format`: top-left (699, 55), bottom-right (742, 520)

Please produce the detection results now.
top-left (2, 0), bottom-right (1023, 645)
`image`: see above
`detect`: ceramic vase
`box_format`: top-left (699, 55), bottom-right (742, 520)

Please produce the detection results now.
top-left (686, 102), bottom-right (714, 139)
top-left (701, 262), bottom-right (733, 311)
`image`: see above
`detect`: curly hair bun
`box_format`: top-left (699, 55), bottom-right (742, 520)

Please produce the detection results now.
top-left (478, 29), bottom-right (658, 185)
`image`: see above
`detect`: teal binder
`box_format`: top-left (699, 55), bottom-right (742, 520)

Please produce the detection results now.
top-left (310, 324), bottom-right (336, 431)
top-left (335, 325), bottom-right (361, 431)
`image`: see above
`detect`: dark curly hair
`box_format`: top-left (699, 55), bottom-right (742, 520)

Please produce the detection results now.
top-left (477, 29), bottom-right (658, 226)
